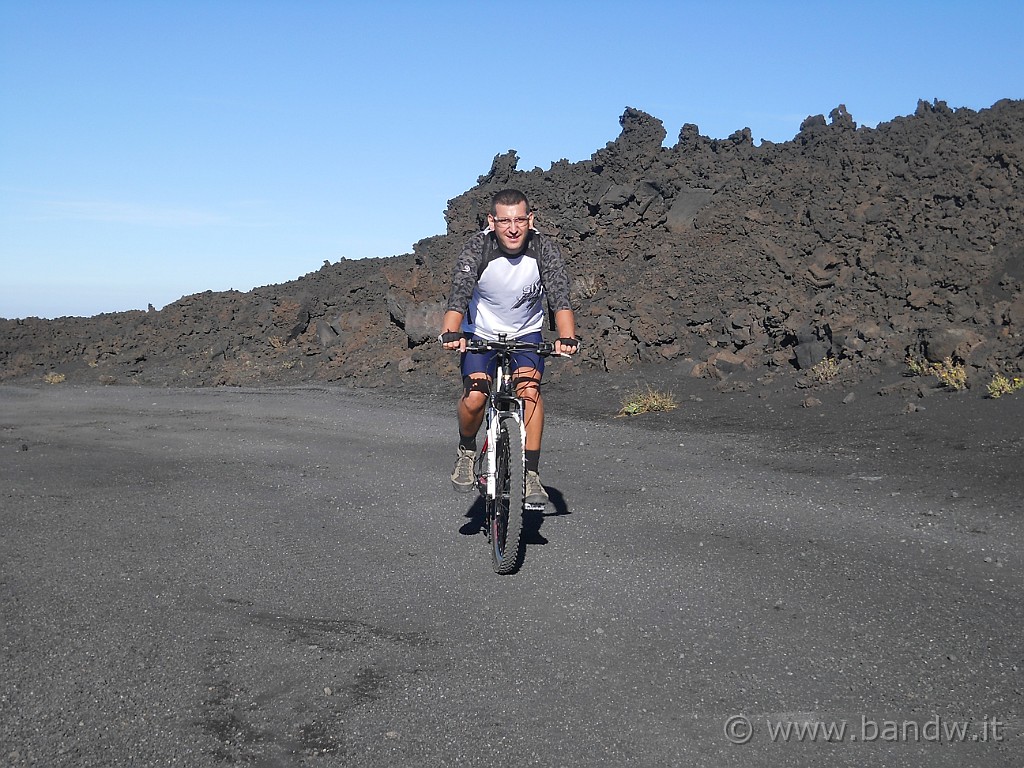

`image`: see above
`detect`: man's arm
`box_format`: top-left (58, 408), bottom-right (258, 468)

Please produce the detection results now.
top-left (535, 235), bottom-right (577, 355)
top-left (446, 232), bottom-right (487, 317)
top-left (440, 310), bottom-right (466, 351)
top-left (553, 308), bottom-right (578, 356)
top-left (442, 232), bottom-right (488, 352)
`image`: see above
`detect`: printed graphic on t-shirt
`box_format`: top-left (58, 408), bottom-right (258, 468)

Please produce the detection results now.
top-left (512, 280), bottom-right (543, 310)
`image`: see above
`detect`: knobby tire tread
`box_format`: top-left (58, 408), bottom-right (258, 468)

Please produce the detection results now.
top-left (491, 415), bottom-right (525, 575)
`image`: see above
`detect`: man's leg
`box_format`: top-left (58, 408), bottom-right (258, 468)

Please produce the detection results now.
top-left (459, 374), bottom-right (490, 446)
top-left (514, 367), bottom-right (544, 453)
top-left (515, 367), bottom-right (549, 506)
top-left (451, 374), bottom-right (489, 492)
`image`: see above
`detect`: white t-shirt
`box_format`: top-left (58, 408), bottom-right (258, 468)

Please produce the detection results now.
top-left (462, 252), bottom-right (544, 340)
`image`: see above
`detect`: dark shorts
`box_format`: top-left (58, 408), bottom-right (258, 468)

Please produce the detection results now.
top-left (460, 331), bottom-right (545, 379)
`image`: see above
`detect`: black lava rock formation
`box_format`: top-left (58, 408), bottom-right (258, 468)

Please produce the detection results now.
top-left (3, 99), bottom-right (1023, 393)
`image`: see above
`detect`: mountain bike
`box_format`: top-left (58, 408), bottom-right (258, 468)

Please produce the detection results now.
top-left (464, 335), bottom-right (560, 575)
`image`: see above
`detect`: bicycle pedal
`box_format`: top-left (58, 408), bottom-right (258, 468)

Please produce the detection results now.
top-left (524, 502), bottom-right (547, 512)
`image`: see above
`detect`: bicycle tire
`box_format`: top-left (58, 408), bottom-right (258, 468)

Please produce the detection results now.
top-left (489, 414), bottom-right (526, 574)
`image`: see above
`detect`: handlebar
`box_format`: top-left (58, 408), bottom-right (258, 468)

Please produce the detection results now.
top-left (438, 332), bottom-right (579, 357)
top-left (464, 338), bottom-right (556, 356)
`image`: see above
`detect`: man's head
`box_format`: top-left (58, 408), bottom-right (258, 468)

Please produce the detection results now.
top-left (488, 189), bottom-right (533, 255)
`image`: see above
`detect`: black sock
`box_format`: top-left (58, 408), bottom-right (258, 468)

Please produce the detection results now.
top-left (459, 434), bottom-right (477, 452)
top-left (525, 449), bottom-right (540, 474)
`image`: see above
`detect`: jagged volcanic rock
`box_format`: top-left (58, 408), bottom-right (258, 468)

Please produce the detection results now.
top-left (3, 98), bottom-right (1022, 391)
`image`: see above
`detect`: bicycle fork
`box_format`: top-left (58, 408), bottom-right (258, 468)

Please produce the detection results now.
top-left (478, 405), bottom-right (525, 499)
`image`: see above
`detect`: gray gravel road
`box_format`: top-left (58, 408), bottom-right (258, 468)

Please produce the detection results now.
top-left (1, 384), bottom-right (1020, 767)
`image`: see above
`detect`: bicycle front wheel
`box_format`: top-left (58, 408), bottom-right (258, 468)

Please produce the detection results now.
top-left (489, 414), bottom-right (525, 575)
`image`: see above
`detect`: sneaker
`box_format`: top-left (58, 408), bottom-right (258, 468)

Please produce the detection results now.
top-left (524, 470), bottom-right (549, 506)
top-left (451, 448), bottom-right (476, 493)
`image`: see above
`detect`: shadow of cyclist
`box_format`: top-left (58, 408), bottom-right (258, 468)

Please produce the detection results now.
top-left (459, 497), bottom-right (487, 537)
top-left (544, 486), bottom-right (571, 517)
top-left (458, 488), bottom-right (571, 545)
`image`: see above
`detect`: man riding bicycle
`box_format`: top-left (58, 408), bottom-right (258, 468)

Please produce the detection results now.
top-left (439, 188), bottom-right (578, 506)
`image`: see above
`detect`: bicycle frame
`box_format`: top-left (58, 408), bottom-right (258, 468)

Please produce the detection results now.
top-left (465, 335), bottom-right (552, 502)
top-left (480, 356), bottom-right (525, 498)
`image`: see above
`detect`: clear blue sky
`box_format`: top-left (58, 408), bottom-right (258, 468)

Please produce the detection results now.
top-left (2, 0), bottom-right (1021, 319)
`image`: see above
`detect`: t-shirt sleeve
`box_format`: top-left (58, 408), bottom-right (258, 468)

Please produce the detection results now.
top-left (446, 232), bottom-right (487, 314)
top-left (538, 236), bottom-right (573, 313)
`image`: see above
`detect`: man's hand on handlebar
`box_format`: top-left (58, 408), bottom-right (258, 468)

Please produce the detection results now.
top-left (438, 330), bottom-right (466, 352)
top-left (554, 337), bottom-right (580, 357)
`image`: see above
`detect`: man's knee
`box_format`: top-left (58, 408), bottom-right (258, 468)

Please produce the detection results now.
top-left (513, 375), bottom-right (541, 402)
top-left (462, 376), bottom-right (490, 407)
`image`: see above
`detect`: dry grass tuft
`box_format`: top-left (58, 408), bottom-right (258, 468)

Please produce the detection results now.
top-left (617, 385), bottom-right (679, 417)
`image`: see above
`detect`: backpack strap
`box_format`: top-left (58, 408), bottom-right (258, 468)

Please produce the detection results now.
top-left (477, 232), bottom-right (501, 280)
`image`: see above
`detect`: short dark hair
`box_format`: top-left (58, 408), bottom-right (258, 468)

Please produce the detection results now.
top-left (491, 188), bottom-right (529, 213)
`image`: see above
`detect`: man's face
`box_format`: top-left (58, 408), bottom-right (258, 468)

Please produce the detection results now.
top-left (488, 202), bottom-right (533, 255)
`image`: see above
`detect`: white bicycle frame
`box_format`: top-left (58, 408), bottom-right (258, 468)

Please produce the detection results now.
top-left (482, 360), bottom-right (526, 498)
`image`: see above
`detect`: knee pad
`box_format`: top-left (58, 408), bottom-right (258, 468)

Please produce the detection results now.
top-left (463, 376), bottom-right (491, 398)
